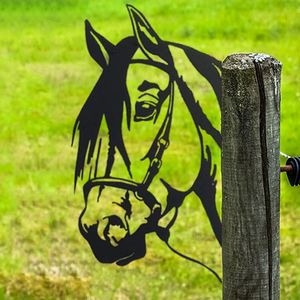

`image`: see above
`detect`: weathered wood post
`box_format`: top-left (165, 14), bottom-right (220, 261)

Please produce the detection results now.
top-left (222, 54), bottom-right (281, 299)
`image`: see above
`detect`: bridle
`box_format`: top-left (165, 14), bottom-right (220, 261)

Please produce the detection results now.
top-left (83, 79), bottom-right (175, 205)
top-left (139, 80), bottom-right (174, 191)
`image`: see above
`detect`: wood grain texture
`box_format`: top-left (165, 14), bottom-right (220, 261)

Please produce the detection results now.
top-left (221, 54), bottom-right (281, 299)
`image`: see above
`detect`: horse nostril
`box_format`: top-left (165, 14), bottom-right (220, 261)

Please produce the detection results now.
top-left (103, 215), bottom-right (126, 229)
top-left (103, 215), bottom-right (129, 246)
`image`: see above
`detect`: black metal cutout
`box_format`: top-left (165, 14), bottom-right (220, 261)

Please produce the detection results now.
top-left (72, 4), bottom-right (222, 282)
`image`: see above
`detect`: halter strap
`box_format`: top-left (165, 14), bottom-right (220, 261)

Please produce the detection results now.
top-left (141, 80), bottom-right (175, 189)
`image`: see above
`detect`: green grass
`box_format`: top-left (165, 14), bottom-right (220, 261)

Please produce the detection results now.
top-left (0, 0), bottom-right (299, 299)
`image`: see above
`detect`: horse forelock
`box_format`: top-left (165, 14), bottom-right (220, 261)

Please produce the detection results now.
top-left (74, 37), bottom-right (140, 187)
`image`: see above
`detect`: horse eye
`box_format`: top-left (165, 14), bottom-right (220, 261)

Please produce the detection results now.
top-left (134, 101), bottom-right (157, 122)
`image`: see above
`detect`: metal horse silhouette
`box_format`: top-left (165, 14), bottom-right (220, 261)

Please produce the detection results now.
top-left (72, 5), bottom-right (222, 282)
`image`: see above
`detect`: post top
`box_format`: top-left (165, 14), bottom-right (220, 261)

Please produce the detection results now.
top-left (222, 53), bottom-right (282, 70)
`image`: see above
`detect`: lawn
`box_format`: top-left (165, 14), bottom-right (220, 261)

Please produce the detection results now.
top-left (0, 0), bottom-right (299, 299)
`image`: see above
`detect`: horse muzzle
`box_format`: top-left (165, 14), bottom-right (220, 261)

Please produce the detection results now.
top-left (79, 176), bottom-right (161, 236)
top-left (78, 177), bottom-right (162, 264)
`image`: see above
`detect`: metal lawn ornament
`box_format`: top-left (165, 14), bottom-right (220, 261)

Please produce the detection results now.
top-left (72, 5), bottom-right (222, 282)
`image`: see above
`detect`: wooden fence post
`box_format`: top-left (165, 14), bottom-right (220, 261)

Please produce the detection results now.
top-left (222, 53), bottom-right (282, 299)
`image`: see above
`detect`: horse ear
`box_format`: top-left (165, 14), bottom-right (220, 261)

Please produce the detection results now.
top-left (127, 5), bottom-right (172, 64)
top-left (85, 20), bottom-right (114, 68)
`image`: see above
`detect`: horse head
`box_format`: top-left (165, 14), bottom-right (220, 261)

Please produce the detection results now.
top-left (73, 5), bottom-right (222, 267)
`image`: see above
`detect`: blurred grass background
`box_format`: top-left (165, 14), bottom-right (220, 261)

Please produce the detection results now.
top-left (0, 0), bottom-right (299, 299)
